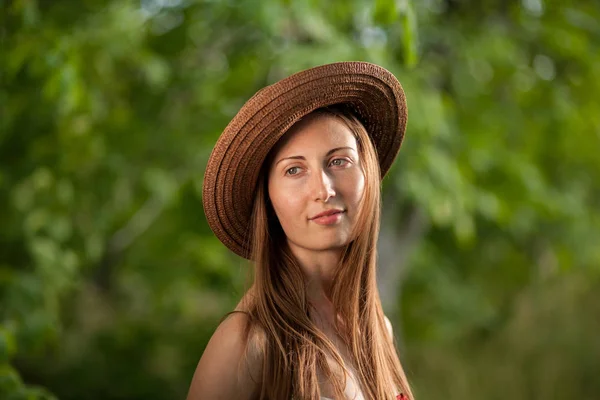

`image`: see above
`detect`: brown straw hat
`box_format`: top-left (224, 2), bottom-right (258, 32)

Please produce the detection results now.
top-left (202, 61), bottom-right (407, 259)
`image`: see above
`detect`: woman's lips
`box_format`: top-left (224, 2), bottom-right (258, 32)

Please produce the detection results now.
top-left (311, 210), bottom-right (344, 225)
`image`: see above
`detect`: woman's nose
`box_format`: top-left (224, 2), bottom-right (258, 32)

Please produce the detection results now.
top-left (312, 169), bottom-right (336, 203)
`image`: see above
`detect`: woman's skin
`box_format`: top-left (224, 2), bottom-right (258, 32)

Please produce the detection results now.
top-left (186, 113), bottom-right (392, 399)
top-left (267, 112), bottom-right (365, 311)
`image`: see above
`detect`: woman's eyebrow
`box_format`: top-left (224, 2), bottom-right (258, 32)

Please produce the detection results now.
top-left (325, 146), bottom-right (356, 156)
top-left (275, 146), bottom-right (356, 166)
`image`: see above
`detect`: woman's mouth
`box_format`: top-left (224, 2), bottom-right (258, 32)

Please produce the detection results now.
top-left (310, 209), bottom-right (345, 225)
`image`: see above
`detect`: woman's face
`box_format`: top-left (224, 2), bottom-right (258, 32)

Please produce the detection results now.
top-left (267, 113), bottom-right (365, 253)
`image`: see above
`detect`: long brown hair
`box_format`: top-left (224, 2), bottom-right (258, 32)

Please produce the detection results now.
top-left (239, 105), bottom-right (413, 399)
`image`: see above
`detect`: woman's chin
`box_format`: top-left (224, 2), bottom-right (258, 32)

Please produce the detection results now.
top-left (286, 228), bottom-right (354, 253)
top-left (307, 235), bottom-right (352, 252)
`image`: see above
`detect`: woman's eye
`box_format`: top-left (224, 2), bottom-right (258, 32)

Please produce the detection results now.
top-left (285, 166), bottom-right (300, 176)
top-left (330, 158), bottom-right (348, 167)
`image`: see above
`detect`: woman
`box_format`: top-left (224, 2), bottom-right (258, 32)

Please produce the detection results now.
top-left (187, 62), bottom-right (412, 399)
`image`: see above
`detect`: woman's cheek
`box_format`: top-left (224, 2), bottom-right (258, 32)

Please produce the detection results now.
top-left (283, 192), bottom-right (304, 221)
top-left (273, 189), bottom-right (304, 226)
top-left (341, 170), bottom-right (364, 201)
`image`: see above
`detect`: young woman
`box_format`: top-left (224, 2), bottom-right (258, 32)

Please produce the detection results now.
top-left (187, 62), bottom-right (412, 400)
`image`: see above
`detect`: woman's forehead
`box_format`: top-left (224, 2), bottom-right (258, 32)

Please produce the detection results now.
top-left (274, 114), bottom-right (357, 156)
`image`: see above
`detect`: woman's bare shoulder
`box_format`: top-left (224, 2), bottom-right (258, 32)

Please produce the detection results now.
top-left (186, 297), bottom-right (266, 400)
top-left (384, 314), bottom-right (394, 340)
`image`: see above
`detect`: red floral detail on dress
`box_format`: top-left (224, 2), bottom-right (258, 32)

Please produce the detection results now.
top-left (396, 394), bottom-right (407, 400)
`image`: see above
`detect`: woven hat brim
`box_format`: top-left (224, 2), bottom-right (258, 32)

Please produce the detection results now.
top-left (203, 62), bottom-right (407, 259)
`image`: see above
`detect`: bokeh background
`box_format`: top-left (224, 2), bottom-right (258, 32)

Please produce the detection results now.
top-left (2, 0), bottom-right (600, 399)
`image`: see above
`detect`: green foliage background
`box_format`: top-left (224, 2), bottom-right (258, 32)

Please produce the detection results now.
top-left (1, 0), bottom-right (599, 399)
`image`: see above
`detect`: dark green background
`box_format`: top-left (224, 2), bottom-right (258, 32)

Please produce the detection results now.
top-left (2, 0), bottom-right (600, 399)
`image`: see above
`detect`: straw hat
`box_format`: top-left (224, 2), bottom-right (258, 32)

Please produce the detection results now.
top-left (202, 61), bottom-right (407, 259)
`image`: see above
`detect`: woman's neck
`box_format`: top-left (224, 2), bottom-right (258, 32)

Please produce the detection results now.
top-left (287, 240), bottom-right (343, 307)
